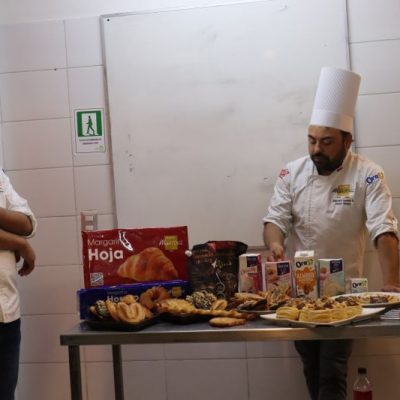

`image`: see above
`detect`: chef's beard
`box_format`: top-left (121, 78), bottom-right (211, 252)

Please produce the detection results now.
top-left (311, 147), bottom-right (347, 175)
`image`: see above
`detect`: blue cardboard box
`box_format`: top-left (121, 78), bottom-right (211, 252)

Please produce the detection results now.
top-left (77, 280), bottom-right (190, 320)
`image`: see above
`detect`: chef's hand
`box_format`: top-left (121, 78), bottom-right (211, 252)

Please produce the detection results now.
top-left (17, 240), bottom-right (36, 276)
top-left (381, 283), bottom-right (400, 293)
top-left (267, 242), bottom-right (285, 262)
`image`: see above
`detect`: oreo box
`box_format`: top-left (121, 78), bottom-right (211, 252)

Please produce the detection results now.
top-left (293, 250), bottom-right (317, 299)
top-left (77, 280), bottom-right (189, 320)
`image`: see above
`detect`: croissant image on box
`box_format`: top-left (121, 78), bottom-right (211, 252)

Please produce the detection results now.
top-left (117, 247), bottom-right (178, 282)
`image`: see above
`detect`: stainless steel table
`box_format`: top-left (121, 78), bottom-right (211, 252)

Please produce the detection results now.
top-left (60, 317), bottom-right (400, 400)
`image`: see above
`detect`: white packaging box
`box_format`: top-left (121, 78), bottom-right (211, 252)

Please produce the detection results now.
top-left (350, 278), bottom-right (368, 293)
top-left (263, 260), bottom-right (293, 296)
top-left (293, 250), bottom-right (317, 299)
top-left (238, 253), bottom-right (263, 293)
top-left (318, 258), bottom-right (345, 297)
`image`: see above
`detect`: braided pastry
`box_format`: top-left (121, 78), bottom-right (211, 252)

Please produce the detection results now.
top-left (106, 300), bottom-right (121, 322)
top-left (121, 294), bottom-right (137, 304)
top-left (116, 302), bottom-right (146, 324)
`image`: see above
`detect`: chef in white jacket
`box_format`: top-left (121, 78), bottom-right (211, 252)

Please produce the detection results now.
top-left (263, 67), bottom-right (399, 400)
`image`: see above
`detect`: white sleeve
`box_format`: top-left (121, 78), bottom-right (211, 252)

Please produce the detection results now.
top-left (1, 171), bottom-right (37, 238)
top-left (364, 169), bottom-right (398, 242)
top-left (262, 168), bottom-right (293, 238)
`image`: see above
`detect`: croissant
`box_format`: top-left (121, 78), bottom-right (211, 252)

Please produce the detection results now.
top-left (117, 247), bottom-right (178, 282)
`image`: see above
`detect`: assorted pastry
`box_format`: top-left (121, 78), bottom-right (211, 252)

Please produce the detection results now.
top-left (88, 287), bottom-right (388, 327)
top-left (275, 296), bottom-right (362, 323)
top-left (335, 293), bottom-right (400, 305)
top-left (156, 294), bottom-right (254, 325)
top-left (89, 294), bottom-right (153, 325)
top-left (89, 288), bottom-right (255, 327)
top-left (227, 287), bottom-right (291, 312)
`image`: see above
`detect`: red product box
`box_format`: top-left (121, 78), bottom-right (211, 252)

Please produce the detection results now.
top-left (82, 226), bottom-right (189, 288)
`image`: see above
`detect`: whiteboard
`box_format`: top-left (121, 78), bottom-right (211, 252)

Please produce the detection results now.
top-left (102, 0), bottom-right (348, 247)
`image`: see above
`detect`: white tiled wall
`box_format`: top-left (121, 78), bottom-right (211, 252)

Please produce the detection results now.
top-left (349, 1), bottom-right (400, 397)
top-left (0, 17), bottom-right (114, 400)
top-left (0, 2), bottom-right (399, 400)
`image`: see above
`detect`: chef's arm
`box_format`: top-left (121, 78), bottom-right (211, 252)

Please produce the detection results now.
top-left (0, 208), bottom-right (33, 236)
top-left (375, 232), bottom-right (400, 291)
top-left (263, 222), bottom-right (285, 261)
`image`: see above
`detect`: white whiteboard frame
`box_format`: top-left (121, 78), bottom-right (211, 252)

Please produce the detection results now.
top-left (102, 0), bottom-right (349, 247)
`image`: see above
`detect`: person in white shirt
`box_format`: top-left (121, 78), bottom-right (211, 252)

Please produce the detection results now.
top-left (0, 170), bottom-right (37, 400)
top-left (263, 67), bottom-right (399, 400)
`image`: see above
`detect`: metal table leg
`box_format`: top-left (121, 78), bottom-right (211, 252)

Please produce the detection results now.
top-left (112, 344), bottom-right (125, 400)
top-left (68, 345), bottom-right (83, 400)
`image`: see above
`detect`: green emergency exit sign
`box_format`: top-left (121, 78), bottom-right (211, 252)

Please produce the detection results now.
top-left (74, 109), bottom-right (106, 153)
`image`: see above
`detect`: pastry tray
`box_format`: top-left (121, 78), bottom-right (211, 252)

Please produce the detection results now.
top-left (160, 312), bottom-right (213, 325)
top-left (85, 317), bottom-right (159, 332)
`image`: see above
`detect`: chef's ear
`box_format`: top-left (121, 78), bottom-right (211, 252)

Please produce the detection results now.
top-left (340, 130), bottom-right (353, 149)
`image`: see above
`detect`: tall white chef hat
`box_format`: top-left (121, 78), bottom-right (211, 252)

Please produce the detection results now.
top-left (310, 67), bottom-right (361, 134)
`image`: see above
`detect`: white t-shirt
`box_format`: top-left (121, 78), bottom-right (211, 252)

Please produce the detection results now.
top-left (263, 150), bottom-right (398, 280)
top-left (0, 171), bottom-right (37, 323)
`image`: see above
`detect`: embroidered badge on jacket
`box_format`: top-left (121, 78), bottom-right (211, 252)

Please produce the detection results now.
top-left (332, 184), bottom-right (354, 205)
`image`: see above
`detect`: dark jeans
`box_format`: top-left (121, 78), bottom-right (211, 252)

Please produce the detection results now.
top-left (0, 319), bottom-right (21, 400)
top-left (294, 339), bottom-right (353, 400)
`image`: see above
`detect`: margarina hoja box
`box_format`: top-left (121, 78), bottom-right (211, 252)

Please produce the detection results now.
top-left (293, 250), bottom-right (317, 299)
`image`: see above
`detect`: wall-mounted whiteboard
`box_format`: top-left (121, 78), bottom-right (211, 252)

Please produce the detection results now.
top-left (102, 0), bottom-right (348, 247)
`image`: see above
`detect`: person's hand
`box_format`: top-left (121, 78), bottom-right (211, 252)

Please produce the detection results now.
top-left (267, 242), bottom-right (285, 262)
top-left (381, 283), bottom-right (400, 293)
top-left (17, 240), bottom-right (36, 276)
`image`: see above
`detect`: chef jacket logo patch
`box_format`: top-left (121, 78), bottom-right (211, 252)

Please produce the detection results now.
top-left (332, 184), bottom-right (354, 206)
top-left (279, 168), bottom-right (289, 178)
top-left (366, 172), bottom-right (384, 185)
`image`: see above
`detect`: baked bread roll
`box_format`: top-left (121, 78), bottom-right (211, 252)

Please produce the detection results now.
top-left (276, 306), bottom-right (300, 320)
top-left (306, 309), bottom-right (332, 323)
top-left (299, 308), bottom-right (310, 322)
top-left (345, 304), bottom-right (362, 318)
top-left (331, 305), bottom-right (348, 321)
top-left (117, 247), bottom-right (178, 282)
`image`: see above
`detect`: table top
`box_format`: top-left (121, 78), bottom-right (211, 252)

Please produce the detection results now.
top-left (60, 316), bottom-right (400, 346)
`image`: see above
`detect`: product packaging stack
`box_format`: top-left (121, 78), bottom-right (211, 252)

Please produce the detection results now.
top-left (78, 226), bottom-right (190, 321)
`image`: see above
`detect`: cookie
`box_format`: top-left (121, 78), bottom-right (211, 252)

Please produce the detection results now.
top-left (209, 317), bottom-right (246, 327)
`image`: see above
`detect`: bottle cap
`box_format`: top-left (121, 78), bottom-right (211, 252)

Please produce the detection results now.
top-left (358, 367), bottom-right (367, 374)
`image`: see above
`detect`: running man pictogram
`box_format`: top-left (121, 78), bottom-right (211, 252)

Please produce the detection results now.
top-left (86, 115), bottom-right (96, 135)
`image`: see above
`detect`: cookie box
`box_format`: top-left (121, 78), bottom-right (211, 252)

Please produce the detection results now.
top-left (293, 250), bottom-right (317, 299)
top-left (77, 279), bottom-right (190, 320)
top-left (238, 253), bottom-right (263, 293)
top-left (263, 260), bottom-right (293, 297)
top-left (318, 258), bottom-right (345, 297)
top-left (82, 226), bottom-right (189, 288)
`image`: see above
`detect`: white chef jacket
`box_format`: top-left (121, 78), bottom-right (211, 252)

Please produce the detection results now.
top-left (263, 150), bottom-right (398, 281)
top-left (0, 170), bottom-right (37, 323)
